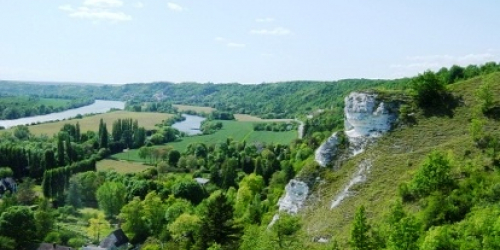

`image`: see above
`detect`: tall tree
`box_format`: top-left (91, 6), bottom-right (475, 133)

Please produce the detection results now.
top-left (194, 192), bottom-right (241, 250)
top-left (0, 206), bottom-right (37, 250)
top-left (349, 205), bottom-right (372, 250)
top-left (96, 182), bottom-right (127, 218)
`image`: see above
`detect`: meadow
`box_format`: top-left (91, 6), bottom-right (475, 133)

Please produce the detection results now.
top-left (112, 120), bottom-right (297, 162)
top-left (173, 104), bottom-right (215, 113)
top-left (96, 159), bottom-right (152, 174)
top-left (25, 111), bottom-right (172, 136)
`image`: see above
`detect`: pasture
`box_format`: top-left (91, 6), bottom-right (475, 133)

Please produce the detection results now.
top-left (26, 111), bottom-right (172, 136)
top-left (96, 159), bottom-right (152, 174)
top-left (173, 104), bottom-right (215, 113)
top-left (233, 114), bottom-right (295, 122)
top-left (113, 120), bottom-right (297, 162)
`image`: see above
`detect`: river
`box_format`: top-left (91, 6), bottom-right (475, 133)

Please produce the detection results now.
top-left (0, 100), bottom-right (125, 129)
top-left (172, 114), bottom-right (206, 135)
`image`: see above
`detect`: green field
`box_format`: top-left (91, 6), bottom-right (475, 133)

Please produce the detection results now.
top-left (24, 111), bottom-right (172, 136)
top-left (113, 120), bottom-right (297, 162)
top-left (173, 104), bottom-right (215, 113)
top-left (96, 159), bottom-right (153, 173)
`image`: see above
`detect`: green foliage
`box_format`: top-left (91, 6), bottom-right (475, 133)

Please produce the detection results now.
top-left (172, 178), bottom-right (207, 204)
top-left (96, 181), bottom-right (127, 218)
top-left (411, 71), bottom-right (450, 109)
top-left (349, 206), bottom-right (373, 250)
top-left (476, 76), bottom-right (495, 113)
top-left (0, 206), bottom-right (38, 250)
top-left (194, 192), bottom-right (242, 250)
top-left (409, 151), bottom-right (456, 197)
top-left (0, 167), bottom-right (13, 178)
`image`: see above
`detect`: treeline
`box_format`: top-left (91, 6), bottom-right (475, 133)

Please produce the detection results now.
top-left (41, 159), bottom-right (96, 199)
top-left (253, 122), bottom-right (298, 132)
top-left (0, 96), bottom-right (94, 120)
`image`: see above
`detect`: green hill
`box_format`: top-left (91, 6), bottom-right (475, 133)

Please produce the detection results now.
top-left (299, 72), bottom-right (500, 248)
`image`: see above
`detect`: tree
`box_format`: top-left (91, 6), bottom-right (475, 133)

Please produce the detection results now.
top-left (269, 213), bottom-right (302, 249)
top-left (349, 206), bottom-right (372, 250)
top-left (142, 191), bottom-right (166, 237)
top-left (34, 200), bottom-right (55, 240)
top-left (15, 178), bottom-right (37, 205)
top-left (96, 182), bottom-right (127, 218)
top-left (0, 206), bottom-right (37, 250)
top-left (410, 151), bottom-right (455, 197)
top-left (386, 201), bottom-right (420, 250)
top-left (66, 176), bottom-right (82, 208)
top-left (87, 213), bottom-right (110, 243)
top-left (172, 178), bottom-right (206, 205)
top-left (476, 76), bottom-right (494, 113)
top-left (0, 167), bottom-right (13, 178)
top-left (119, 197), bottom-right (148, 244)
top-left (194, 192), bottom-right (242, 250)
top-left (168, 149), bottom-right (181, 167)
top-left (169, 213), bottom-right (201, 247)
top-left (412, 71), bottom-right (449, 109)
top-left (0, 236), bottom-right (15, 250)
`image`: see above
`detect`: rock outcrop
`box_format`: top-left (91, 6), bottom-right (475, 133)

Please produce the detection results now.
top-left (344, 92), bottom-right (397, 138)
top-left (276, 91), bottom-right (399, 222)
top-left (314, 132), bottom-right (341, 167)
top-left (277, 179), bottom-right (309, 214)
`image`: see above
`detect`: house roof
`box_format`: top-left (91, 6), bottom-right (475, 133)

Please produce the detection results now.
top-left (37, 243), bottom-right (74, 250)
top-left (99, 229), bottom-right (129, 248)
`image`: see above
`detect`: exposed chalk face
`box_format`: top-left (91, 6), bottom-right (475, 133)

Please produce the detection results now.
top-left (344, 92), bottom-right (397, 138)
top-left (314, 132), bottom-right (340, 167)
top-left (277, 179), bottom-right (309, 214)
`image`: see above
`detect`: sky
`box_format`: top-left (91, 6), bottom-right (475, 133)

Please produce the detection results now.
top-left (1, 0), bottom-right (500, 85)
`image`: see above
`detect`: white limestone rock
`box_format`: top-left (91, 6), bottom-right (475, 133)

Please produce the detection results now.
top-left (277, 179), bottom-right (309, 214)
top-left (344, 92), bottom-right (396, 138)
top-left (314, 132), bottom-right (340, 167)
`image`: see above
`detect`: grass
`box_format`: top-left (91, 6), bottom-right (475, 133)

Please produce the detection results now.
top-left (233, 113), bottom-right (295, 122)
top-left (58, 207), bottom-right (114, 242)
top-left (113, 120), bottom-right (298, 161)
top-left (25, 111), bottom-right (173, 136)
top-left (96, 159), bottom-right (153, 173)
top-left (173, 104), bottom-right (215, 113)
top-left (300, 72), bottom-right (500, 247)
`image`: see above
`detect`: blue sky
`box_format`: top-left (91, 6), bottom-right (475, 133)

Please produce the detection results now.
top-left (1, 0), bottom-right (499, 84)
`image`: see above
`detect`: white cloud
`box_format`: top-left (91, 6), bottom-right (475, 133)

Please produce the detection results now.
top-left (59, 0), bottom-right (131, 22)
top-left (227, 43), bottom-right (246, 48)
top-left (167, 2), bottom-right (184, 12)
top-left (83, 0), bottom-right (123, 8)
top-left (69, 7), bottom-right (132, 22)
top-left (214, 37), bottom-right (226, 42)
top-left (58, 4), bottom-right (74, 12)
top-left (256, 17), bottom-right (274, 23)
top-left (134, 2), bottom-right (144, 8)
top-left (250, 27), bottom-right (291, 36)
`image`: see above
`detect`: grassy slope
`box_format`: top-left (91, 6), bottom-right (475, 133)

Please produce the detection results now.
top-left (113, 120), bottom-right (297, 161)
top-left (25, 111), bottom-right (172, 136)
top-left (300, 72), bottom-right (500, 246)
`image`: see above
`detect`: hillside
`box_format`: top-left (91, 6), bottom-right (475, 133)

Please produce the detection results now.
top-left (299, 72), bottom-right (500, 247)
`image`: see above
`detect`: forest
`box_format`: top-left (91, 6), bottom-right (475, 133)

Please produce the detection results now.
top-left (0, 62), bottom-right (500, 250)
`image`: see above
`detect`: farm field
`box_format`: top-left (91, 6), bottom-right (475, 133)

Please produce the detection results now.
top-left (113, 120), bottom-right (297, 162)
top-left (96, 159), bottom-right (152, 173)
top-left (233, 113), bottom-right (295, 122)
top-left (173, 104), bottom-right (215, 113)
top-left (24, 111), bottom-right (172, 136)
